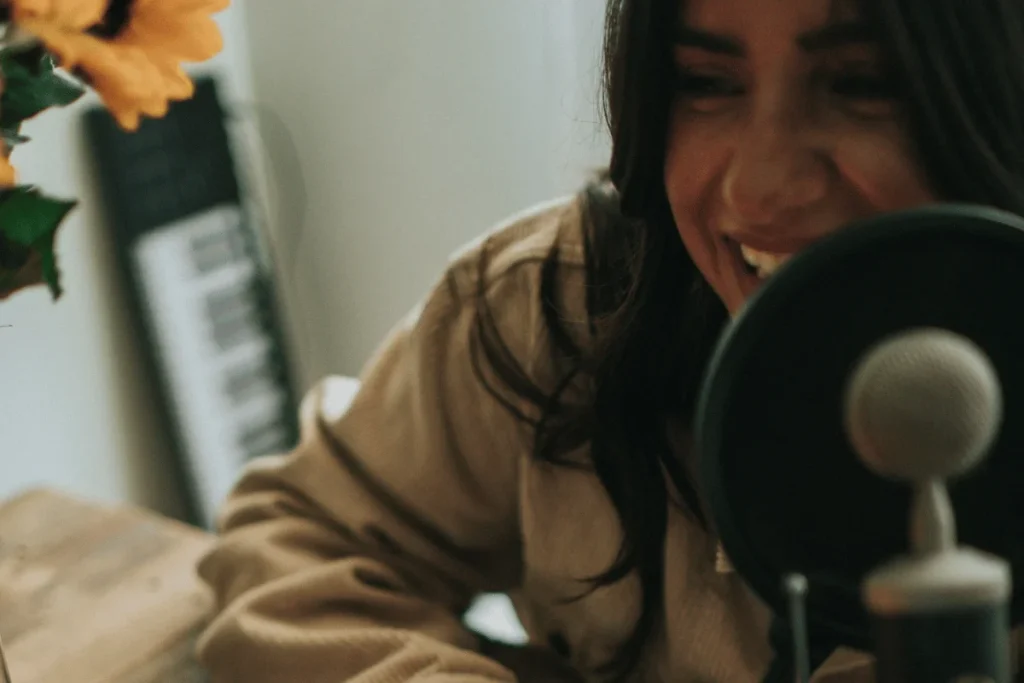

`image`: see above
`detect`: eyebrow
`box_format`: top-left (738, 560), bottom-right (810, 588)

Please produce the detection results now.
top-left (798, 21), bottom-right (876, 51)
top-left (673, 27), bottom-right (743, 56)
top-left (673, 21), bottom-right (875, 56)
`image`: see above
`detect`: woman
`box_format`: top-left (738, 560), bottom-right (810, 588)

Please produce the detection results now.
top-left (196, 0), bottom-right (1024, 681)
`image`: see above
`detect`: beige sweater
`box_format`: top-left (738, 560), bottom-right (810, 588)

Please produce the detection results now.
top-left (196, 196), bottom-right (875, 682)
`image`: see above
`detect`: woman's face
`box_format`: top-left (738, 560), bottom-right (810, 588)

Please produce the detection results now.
top-left (664, 0), bottom-right (935, 314)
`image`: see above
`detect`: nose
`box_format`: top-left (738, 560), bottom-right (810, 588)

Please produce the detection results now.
top-left (721, 112), bottom-right (831, 228)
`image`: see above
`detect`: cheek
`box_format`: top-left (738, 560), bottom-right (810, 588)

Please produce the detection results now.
top-left (835, 127), bottom-right (936, 211)
top-left (664, 116), bottom-right (728, 215)
top-left (663, 116), bottom-right (729, 255)
top-left (663, 114), bottom-right (748, 311)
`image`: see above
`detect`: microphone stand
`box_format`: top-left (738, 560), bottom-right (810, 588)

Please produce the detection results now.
top-left (761, 619), bottom-right (835, 683)
top-left (761, 576), bottom-right (836, 683)
top-left (862, 478), bottom-right (1012, 683)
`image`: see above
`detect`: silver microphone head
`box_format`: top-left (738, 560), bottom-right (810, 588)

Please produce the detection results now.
top-left (845, 328), bottom-right (1002, 484)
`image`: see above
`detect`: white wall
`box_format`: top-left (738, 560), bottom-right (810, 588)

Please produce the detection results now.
top-left (0, 2), bottom-right (611, 520)
top-left (241, 9), bottom-right (612, 637)
top-left (242, 1), bottom-right (611, 379)
top-left (0, 5), bottom-right (257, 517)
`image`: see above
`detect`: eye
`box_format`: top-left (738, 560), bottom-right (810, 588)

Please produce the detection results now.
top-left (673, 69), bottom-right (745, 112)
top-left (828, 71), bottom-right (900, 117)
top-left (832, 73), bottom-right (895, 99)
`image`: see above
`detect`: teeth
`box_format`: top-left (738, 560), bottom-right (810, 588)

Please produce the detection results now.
top-left (740, 245), bottom-right (793, 278)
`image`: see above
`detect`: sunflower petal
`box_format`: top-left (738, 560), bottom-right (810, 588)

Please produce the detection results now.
top-left (10, 0), bottom-right (109, 31)
top-left (149, 60), bottom-right (194, 100)
top-left (133, 0), bottom-right (230, 14)
top-left (118, 11), bottom-right (224, 62)
top-left (17, 18), bottom-right (104, 67)
top-left (0, 157), bottom-right (17, 186)
top-left (15, 0), bottom-right (227, 131)
top-left (79, 46), bottom-right (171, 128)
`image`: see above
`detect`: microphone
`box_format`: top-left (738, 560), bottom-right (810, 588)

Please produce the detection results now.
top-left (845, 328), bottom-right (1013, 683)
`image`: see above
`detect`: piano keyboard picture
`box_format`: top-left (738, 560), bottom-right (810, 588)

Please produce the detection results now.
top-left (84, 76), bottom-right (300, 528)
top-left (133, 204), bottom-right (295, 526)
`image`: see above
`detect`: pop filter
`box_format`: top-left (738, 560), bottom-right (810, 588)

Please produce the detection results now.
top-left (695, 203), bottom-right (1024, 653)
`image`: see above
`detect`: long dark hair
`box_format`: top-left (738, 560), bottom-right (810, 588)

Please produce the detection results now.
top-left (473, 0), bottom-right (1024, 679)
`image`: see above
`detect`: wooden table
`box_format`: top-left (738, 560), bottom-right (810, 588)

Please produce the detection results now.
top-left (0, 488), bottom-right (215, 683)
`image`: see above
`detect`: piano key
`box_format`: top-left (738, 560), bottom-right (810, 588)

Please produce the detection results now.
top-left (190, 227), bottom-right (246, 275)
top-left (223, 360), bottom-right (279, 408)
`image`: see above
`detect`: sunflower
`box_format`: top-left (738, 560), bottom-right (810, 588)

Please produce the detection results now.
top-left (0, 70), bottom-right (14, 187)
top-left (0, 155), bottom-right (14, 186)
top-left (9, 0), bottom-right (228, 130)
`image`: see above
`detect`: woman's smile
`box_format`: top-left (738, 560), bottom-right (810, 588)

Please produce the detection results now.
top-left (665, 0), bottom-right (936, 314)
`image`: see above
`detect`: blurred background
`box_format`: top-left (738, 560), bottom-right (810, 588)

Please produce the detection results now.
top-left (0, 1), bottom-right (611, 532)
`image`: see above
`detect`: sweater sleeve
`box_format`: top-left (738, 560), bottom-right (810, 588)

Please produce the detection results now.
top-left (195, 259), bottom-right (538, 683)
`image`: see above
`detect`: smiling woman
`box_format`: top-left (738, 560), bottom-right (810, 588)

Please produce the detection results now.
top-left (195, 1), bottom-right (1024, 682)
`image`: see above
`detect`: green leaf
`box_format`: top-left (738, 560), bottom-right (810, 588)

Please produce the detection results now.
top-left (0, 187), bottom-right (76, 245)
top-left (0, 187), bottom-right (76, 299)
top-left (0, 49), bottom-right (85, 129)
top-left (39, 51), bottom-right (57, 74)
top-left (1, 120), bottom-right (28, 149)
top-left (0, 231), bottom-right (30, 269)
top-left (1, 127), bottom-right (29, 148)
top-left (35, 229), bottom-right (60, 299)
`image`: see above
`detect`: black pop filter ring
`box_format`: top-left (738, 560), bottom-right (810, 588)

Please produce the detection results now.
top-left (696, 203), bottom-right (1024, 650)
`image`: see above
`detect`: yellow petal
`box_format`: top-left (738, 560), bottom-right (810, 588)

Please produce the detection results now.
top-left (118, 13), bottom-right (223, 61)
top-left (149, 59), bottom-right (194, 100)
top-left (17, 18), bottom-right (105, 67)
top-left (16, 0), bottom-right (227, 131)
top-left (133, 0), bottom-right (230, 15)
top-left (10, 0), bottom-right (108, 31)
top-left (0, 157), bottom-right (17, 187)
top-left (86, 47), bottom-right (187, 129)
top-left (19, 25), bottom-right (153, 130)
top-left (84, 50), bottom-right (167, 126)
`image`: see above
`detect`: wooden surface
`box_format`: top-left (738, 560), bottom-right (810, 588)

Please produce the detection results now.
top-left (0, 488), bottom-right (215, 683)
